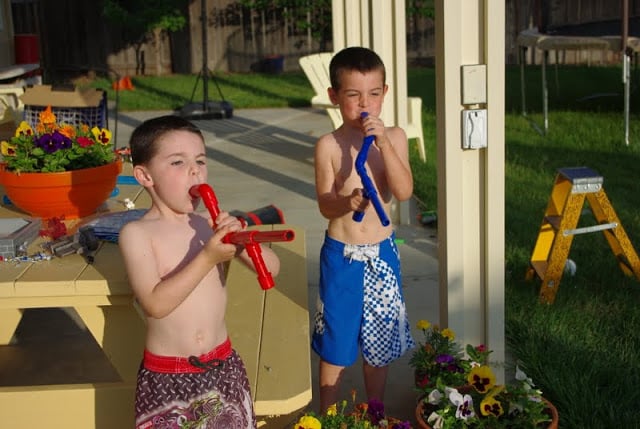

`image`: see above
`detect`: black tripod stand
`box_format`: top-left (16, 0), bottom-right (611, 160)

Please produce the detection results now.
top-left (180, 0), bottom-right (233, 119)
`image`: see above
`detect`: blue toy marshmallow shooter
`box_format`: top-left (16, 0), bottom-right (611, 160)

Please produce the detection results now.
top-left (352, 112), bottom-right (390, 226)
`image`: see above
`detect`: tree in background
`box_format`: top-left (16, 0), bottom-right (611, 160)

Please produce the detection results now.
top-left (236, 0), bottom-right (332, 55)
top-left (103, 0), bottom-right (188, 75)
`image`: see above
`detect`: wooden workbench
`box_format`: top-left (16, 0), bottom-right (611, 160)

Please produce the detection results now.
top-left (0, 171), bottom-right (311, 427)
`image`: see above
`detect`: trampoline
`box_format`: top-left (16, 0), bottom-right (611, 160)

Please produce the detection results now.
top-left (518, 4), bottom-right (640, 145)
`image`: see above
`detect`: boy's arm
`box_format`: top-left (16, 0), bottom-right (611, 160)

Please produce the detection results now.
top-left (203, 206), bottom-right (281, 279)
top-left (119, 220), bottom-right (238, 319)
top-left (360, 113), bottom-right (413, 202)
top-left (376, 126), bottom-right (414, 201)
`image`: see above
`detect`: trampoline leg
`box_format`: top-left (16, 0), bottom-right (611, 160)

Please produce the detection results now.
top-left (554, 51), bottom-right (560, 97)
top-left (624, 53), bottom-right (631, 146)
top-left (542, 50), bottom-right (548, 134)
top-left (520, 46), bottom-right (527, 116)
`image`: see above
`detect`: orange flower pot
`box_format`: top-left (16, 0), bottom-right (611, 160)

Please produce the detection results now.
top-left (0, 159), bottom-right (122, 219)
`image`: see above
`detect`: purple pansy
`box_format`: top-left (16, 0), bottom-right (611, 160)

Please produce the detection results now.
top-left (367, 398), bottom-right (385, 425)
top-left (35, 131), bottom-right (72, 153)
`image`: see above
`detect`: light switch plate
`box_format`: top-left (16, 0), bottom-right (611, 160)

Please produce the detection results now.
top-left (461, 64), bottom-right (487, 105)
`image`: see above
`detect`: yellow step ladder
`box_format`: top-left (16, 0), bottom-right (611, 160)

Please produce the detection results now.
top-left (526, 167), bottom-right (640, 304)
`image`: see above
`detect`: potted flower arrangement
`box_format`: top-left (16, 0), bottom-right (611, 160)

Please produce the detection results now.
top-left (0, 106), bottom-right (121, 219)
top-left (293, 390), bottom-right (413, 429)
top-left (410, 320), bottom-right (472, 392)
top-left (411, 320), bottom-right (558, 429)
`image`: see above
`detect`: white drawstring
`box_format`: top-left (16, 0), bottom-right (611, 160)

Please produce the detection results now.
top-left (343, 243), bottom-right (379, 263)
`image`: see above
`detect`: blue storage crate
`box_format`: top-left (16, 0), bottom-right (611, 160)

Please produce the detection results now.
top-left (21, 85), bottom-right (107, 129)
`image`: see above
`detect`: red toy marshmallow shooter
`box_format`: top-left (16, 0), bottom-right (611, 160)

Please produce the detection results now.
top-left (189, 183), bottom-right (294, 290)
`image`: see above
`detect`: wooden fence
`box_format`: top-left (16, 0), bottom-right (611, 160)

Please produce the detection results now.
top-left (8, 0), bottom-right (640, 81)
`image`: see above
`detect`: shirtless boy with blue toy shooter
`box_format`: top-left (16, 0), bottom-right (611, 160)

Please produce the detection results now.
top-left (312, 46), bottom-right (416, 412)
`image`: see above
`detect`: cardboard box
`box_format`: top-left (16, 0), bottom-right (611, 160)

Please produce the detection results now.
top-left (19, 85), bottom-right (106, 128)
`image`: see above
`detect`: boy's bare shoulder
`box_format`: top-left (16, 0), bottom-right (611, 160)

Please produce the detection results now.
top-left (315, 131), bottom-right (341, 156)
top-left (119, 213), bottom-right (154, 242)
top-left (317, 130), bottom-right (338, 145)
top-left (317, 129), bottom-right (355, 150)
top-left (120, 211), bottom-right (211, 237)
top-left (386, 125), bottom-right (407, 141)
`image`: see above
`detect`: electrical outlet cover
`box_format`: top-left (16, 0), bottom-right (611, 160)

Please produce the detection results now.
top-left (462, 109), bottom-right (487, 149)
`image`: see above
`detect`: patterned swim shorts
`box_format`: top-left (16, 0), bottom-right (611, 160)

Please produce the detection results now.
top-left (312, 233), bottom-right (415, 367)
top-left (135, 338), bottom-right (256, 429)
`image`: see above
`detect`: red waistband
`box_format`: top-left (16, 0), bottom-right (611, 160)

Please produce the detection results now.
top-left (143, 337), bottom-right (232, 374)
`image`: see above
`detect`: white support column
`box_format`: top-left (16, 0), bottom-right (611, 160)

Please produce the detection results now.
top-left (485, 0), bottom-right (506, 381)
top-left (435, 0), bottom-right (505, 381)
top-left (331, 0), bottom-right (345, 51)
top-left (391, 1), bottom-right (408, 132)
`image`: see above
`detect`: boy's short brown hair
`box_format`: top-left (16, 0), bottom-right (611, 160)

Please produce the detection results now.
top-left (129, 115), bottom-right (203, 166)
top-left (329, 46), bottom-right (386, 90)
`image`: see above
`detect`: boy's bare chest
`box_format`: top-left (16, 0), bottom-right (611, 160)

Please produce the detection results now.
top-left (335, 150), bottom-right (385, 192)
top-left (153, 221), bottom-right (213, 276)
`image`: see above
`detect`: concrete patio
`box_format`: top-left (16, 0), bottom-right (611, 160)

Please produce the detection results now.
top-left (0, 106), bottom-right (439, 427)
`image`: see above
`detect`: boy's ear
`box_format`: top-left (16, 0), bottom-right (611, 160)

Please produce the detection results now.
top-left (133, 165), bottom-right (153, 187)
top-left (328, 87), bottom-right (339, 105)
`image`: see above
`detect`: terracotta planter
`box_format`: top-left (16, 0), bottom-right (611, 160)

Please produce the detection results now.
top-left (415, 396), bottom-right (559, 429)
top-left (0, 159), bottom-right (122, 219)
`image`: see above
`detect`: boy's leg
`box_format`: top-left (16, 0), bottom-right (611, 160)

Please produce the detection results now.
top-left (363, 362), bottom-right (389, 402)
top-left (319, 359), bottom-right (346, 412)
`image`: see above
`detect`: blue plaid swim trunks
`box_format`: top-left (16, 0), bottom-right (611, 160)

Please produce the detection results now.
top-left (312, 232), bottom-right (415, 367)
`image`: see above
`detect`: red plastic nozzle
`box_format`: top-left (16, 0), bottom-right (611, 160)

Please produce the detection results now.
top-left (189, 183), bottom-right (294, 290)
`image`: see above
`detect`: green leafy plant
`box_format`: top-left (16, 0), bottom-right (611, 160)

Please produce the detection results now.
top-left (413, 322), bottom-right (554, 428)
top-left (0, 106), bottom-right (115, 173)
top-left (409, 320), bottom-right (476, 392)
top-left (293, 390), bottom-right (412, 429)
top-left (419, 365), bottom-right (553, 429)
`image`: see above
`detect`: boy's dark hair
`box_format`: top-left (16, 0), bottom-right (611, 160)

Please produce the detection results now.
top-left (129, 115), bottom-right (204, 166)
top-left (329, 46), bottom-right (386, 90)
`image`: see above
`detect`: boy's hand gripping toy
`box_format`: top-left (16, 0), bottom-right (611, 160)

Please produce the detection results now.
top-left (189, 184), bottom-right (295, 290)
top-left (352, 113), bottom-right (391, 226)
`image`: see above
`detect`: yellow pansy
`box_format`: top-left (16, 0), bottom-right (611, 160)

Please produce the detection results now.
top-left (15, 121), bottom-right (33, 138)
top-left (91, 126), bottom-right (112, 145)
top-left (1, 140), bottom-right (17, 156)
top-left (416, 319), bottom-right (431, 330)
top-left (294, 415), bottom-right (321, 429)
top-left (468, 365), bottom-right (496, 393)
top-left (441, 328), bottom-right (455, 340)
top-left (480, 395), bottom-right (504, 417)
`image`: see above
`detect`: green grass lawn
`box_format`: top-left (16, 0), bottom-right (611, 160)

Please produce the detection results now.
top-left (90, 72), bottom-right (316, 111)
top-left (92, 65), bottom-right (640, 428)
